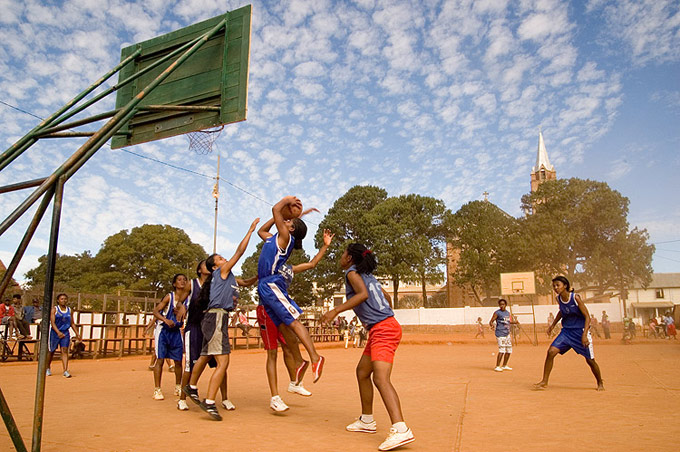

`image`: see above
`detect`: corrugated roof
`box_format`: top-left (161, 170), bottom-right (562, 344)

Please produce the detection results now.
top-left (632, 273), bottom-right (680, 289)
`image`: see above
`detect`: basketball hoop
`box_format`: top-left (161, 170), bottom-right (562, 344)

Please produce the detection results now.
top-left (186, 125), bottom-right (224, 155)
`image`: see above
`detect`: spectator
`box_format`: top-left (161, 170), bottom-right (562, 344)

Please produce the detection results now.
top-left (601, 311), bottom-right (611, 339)
top-left (664, 313), bottom-right (676, 340)
top-left (647, 318), bottom-right (658, 338)
top-left (12, 294), bottom-right (31, 339)
top-left (475, 317), bottom-right (485, 338)
top-left (0, 298), bottom-right (18, 339)
top-left (232, 309), bottom-right (252, 337)
top-left (589, 314), bottom-right (601, 338)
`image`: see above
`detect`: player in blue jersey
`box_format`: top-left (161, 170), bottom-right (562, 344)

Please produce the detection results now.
top-left (257, 216), bottom-right (334, 411)
top-left (183, 218), bottom-right (259, 421)
top-left (489, 299), bottom-right (517, 371)
top-left (151, 273), bottom-right (187, 400)
top-left (257, 196), bottom-right (325, 384)
top-left (321, 243), bottom-right (415, 452)
top-left (46, 293), bottom-right (81, 378)
top-left (535, 276), bottom-right (604, 391)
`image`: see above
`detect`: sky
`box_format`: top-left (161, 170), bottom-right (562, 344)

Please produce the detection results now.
top-left (0, 0), bottom-right (679, 286)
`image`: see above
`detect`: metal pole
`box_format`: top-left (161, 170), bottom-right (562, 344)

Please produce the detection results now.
top-left (0, 385), bottom-right (28, 452)
top-left (213, 153), bottom-right (220, 254)
top-left (32, 176), bottom-right (65, 452)
top-left (531, 295), bottom-right (538, 346)
top-left (0, 177), bottom-right (47, 194)
top-left (0, 187), bottom-right (56, 301)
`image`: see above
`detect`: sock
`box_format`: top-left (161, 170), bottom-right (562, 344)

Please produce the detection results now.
top-left (393, 422), bottom-right (408, 433)
top-left (190, 385), bottom-right (197, 390)
top-left (360, 414), bottom-right (374, 423)
top-left (205, 399), bottom-right (215, 405)
top-left (272, 395), bottom-right (280, 400)
top-left (290, 381), bottom-right (297, 386)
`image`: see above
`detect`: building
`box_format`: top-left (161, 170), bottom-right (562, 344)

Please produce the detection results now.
top-left (530, 130), bottom-right (556, 193)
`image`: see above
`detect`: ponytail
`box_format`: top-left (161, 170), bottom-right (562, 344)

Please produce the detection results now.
top-left (346, 243), bottom-right (377, 274)
top-left (199, 254), bottom-right (217, 309)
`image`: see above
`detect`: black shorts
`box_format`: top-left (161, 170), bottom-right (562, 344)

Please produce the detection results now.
top-left (184, 323), bottom-right (216, 372)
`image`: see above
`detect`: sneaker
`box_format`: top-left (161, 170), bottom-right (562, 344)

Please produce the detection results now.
top-left (63, 371), bottom-right (72, 378)
top-left (494, 366), bottom-right (503, 372)
top-left (174, 384), bottom-right (182, 396)
top-left (312, 356), bottom-right (325, 383)
top-left (378, 428), bottom-right (415, 451)
top-left (295, 360), bottom-right (309, 384)
top-left (270, 395), bottom-right (289, 412)
top-left (177, 400), bottom-right (189, 411)
top-left (346, 418), bottom-right (377, 433)
top-left (222, 400), bottom-right (236, 411)
top-left (288, 382), bottom-right (312, 397)
top-left (502, 366), bottom-right (513, 371)
top-left (199, 400), bottom-right (222, 421)
top-left (46, 368), bottom-right (52, 377)
top-left (153, 388), bottom-right (164, 400)
top-left (182, 385), bottom-right (200, 405)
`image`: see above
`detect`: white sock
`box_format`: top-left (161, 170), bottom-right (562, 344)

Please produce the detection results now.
top-left (272, 395), bottom-right (281, 401)
top-left (205, 399), bottom-right (215, 405)
top-left (360, 414), bottom-right (374, 423)
top-left (393, 422), bottom-right (408, 433)
top-left (189, 384), bottom-right (198, 390)
top-left (290, 381), bottom-right (296, 386)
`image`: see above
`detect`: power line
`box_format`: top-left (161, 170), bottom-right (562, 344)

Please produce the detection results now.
top-left (653, 239), bottom-right (680, 245)
top-left (655, 255), bottom-right (680, 264)
top-left (0, 100), bottom-right (43, 120)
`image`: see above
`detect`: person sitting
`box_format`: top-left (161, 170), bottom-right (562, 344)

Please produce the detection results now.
top-left (0, 298), bottom-right (18, 339)
top-left (12, 295), bottom-right (31, 339)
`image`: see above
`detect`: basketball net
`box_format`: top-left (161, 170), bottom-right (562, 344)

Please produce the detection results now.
top-left (186, 125), bottom-right (224, 155)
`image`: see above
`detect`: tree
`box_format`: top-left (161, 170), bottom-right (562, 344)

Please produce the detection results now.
top-left (520, 178), bottom-right (654, 293)
top-left (24, 251), bottom-right (95, 291)
top-left (363, 194), bottom-right (450, 308)
top-left (311, 185), bottom-right (388, 300)
top-left (239, 242), bottom-right (321, 307)
top-left (94, 224), bottom-right (206, 294)
top-left (448, 200), bottom-right (525, 305)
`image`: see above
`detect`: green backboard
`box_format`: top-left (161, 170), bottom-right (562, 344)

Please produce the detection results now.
top-left (111, 5), bottom-right (251, 149)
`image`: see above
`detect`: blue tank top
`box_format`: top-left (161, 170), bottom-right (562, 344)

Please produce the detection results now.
top-left (494, 309), bottom-right (511, 337)
top-left (207, 267), bottom-right (238, 311)
top-left (279, 264), bottom-right (294, 288)
top-left (159, 292), bottom-right (181, 329)
top-left (185, 278), bottom-right (203, 326)
top-left (54, 306), bottom-right (71, 333)
top-left (557, 292), bottom-right (585, 329)
top-left (344, 265), bottom-right (393, 330)
top-left (257, 233), bottom-right (294, 280)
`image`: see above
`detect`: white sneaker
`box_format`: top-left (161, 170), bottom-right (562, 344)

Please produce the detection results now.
top-left (346, 418), bottom-right (377, 433)
top-left (63, 371), bottom-right (72, 378)
top-left (494, 366), bottom-right (503, 372)
top-left (269, 395), bottom-right (289, 412)
top-left (288, 382), bottom-right (312, 397)
top-left (174, 384), bottom-right (182, 396)
top-left (222, 399), bottom-right (236, 410)
top-left (379, 428), bottom-right (415, 451)
top-left (153, 388), bottom-right (164, 400)
top-left (502, 366), bottom-right (513, 371)
top-left (177, 400), bottom-right (189, 411)
top-left (46, 368), bottom-right (52, 377)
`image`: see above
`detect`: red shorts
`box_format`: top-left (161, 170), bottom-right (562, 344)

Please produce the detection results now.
top-left (257, 305), bottom-right (286, 350)
top-left (363, 316), bottom-right (401, 363)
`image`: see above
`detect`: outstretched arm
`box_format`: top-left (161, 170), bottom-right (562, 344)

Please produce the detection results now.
top-left (321, 271), bottom-right (367, 324)
top-left (292, 229), bottom-right (334, 273)
top-left (221, 218), bottom-right (260, 278)
top-left (236, 276), bottom-right (258, 287)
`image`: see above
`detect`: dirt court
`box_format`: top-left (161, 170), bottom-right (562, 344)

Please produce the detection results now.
top-left (1, 333), bottom-right (679, 452)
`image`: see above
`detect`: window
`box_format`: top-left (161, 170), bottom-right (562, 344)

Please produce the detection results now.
top-left (655, 288), bottom-right (665, 299)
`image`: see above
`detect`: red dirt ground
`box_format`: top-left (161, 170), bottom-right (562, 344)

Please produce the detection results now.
top-left (1, 333), bottom-right (679, 451)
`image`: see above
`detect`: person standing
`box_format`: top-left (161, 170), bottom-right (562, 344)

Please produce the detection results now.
top-left (589, 314), bottom-right (601, 338)
top-left (489, 299), bottom-right (515, 372)
top-left (46, 294), bottom-right (82, 378)
top-left (601, 311), bottom-right (611, 339)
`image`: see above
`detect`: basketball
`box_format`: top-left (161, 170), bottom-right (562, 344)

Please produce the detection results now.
top-left (281, 200), bottom-right (303, 220)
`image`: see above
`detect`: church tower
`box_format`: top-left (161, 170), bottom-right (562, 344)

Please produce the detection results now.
top-left (530, 130), bottom-right (556, 192)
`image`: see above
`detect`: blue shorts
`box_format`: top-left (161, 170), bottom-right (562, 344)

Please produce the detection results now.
top-left (551, 328), bottom-right (594, 359)
top-left (49, 330), bottom-right (70, 352)
top-left (155, 326), bottom-right (183, 361)
top-left (257, 277), bottom-right (303, 327)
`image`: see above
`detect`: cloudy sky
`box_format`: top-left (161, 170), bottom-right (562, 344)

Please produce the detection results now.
top-left (0, 0), bottom-right (678, 284)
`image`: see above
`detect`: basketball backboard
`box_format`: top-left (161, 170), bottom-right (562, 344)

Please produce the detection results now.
top-left (111, 5), bottom-right (251, 149)
top-left (500, 272), bottom-right (536, 295)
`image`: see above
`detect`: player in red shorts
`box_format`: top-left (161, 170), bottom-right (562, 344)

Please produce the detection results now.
top-left (321, 243), bottom-right (414, 451)
top-left (257, 216), bottom-right (334, 411)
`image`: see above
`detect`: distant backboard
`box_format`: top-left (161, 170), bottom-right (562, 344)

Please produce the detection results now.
top-left (111, 5), bottom-right (251, 149)
top-left (500, 272), bottom-right (536, 295)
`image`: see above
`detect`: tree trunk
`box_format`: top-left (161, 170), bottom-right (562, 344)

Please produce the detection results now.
top-left (471, 286), bottom-right (483, 306)
top-left (421, 272), bottom-right (428, 308)
top-left (392, 275), bottom-right (400, 309)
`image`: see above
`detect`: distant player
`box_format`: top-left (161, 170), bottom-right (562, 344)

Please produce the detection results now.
top-left (257, 217), bottom-right (334, 412)
top-left (534, 276), bottom-right (604, 391)
top-left (183, 218), bottom-right (259, 421)
top-left (46, 293), bottom-right (82, 378)
top-left (489, 299), bottom-right (515, 371)
top-left (151, 274), bottom-right (186, 400)
top-left (257, 196), bottom-right (325, 384)
top-left (322, 243), bottom-right (414, 451)
top-left (475, 317), bottom-right (484, 339)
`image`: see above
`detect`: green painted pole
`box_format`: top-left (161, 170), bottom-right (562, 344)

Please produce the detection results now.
top-left (0, 386), bottom-right (28, 452)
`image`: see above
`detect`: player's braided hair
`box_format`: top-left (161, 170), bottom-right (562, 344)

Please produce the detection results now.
top-left (346, 243), bottom-right (377, 274)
